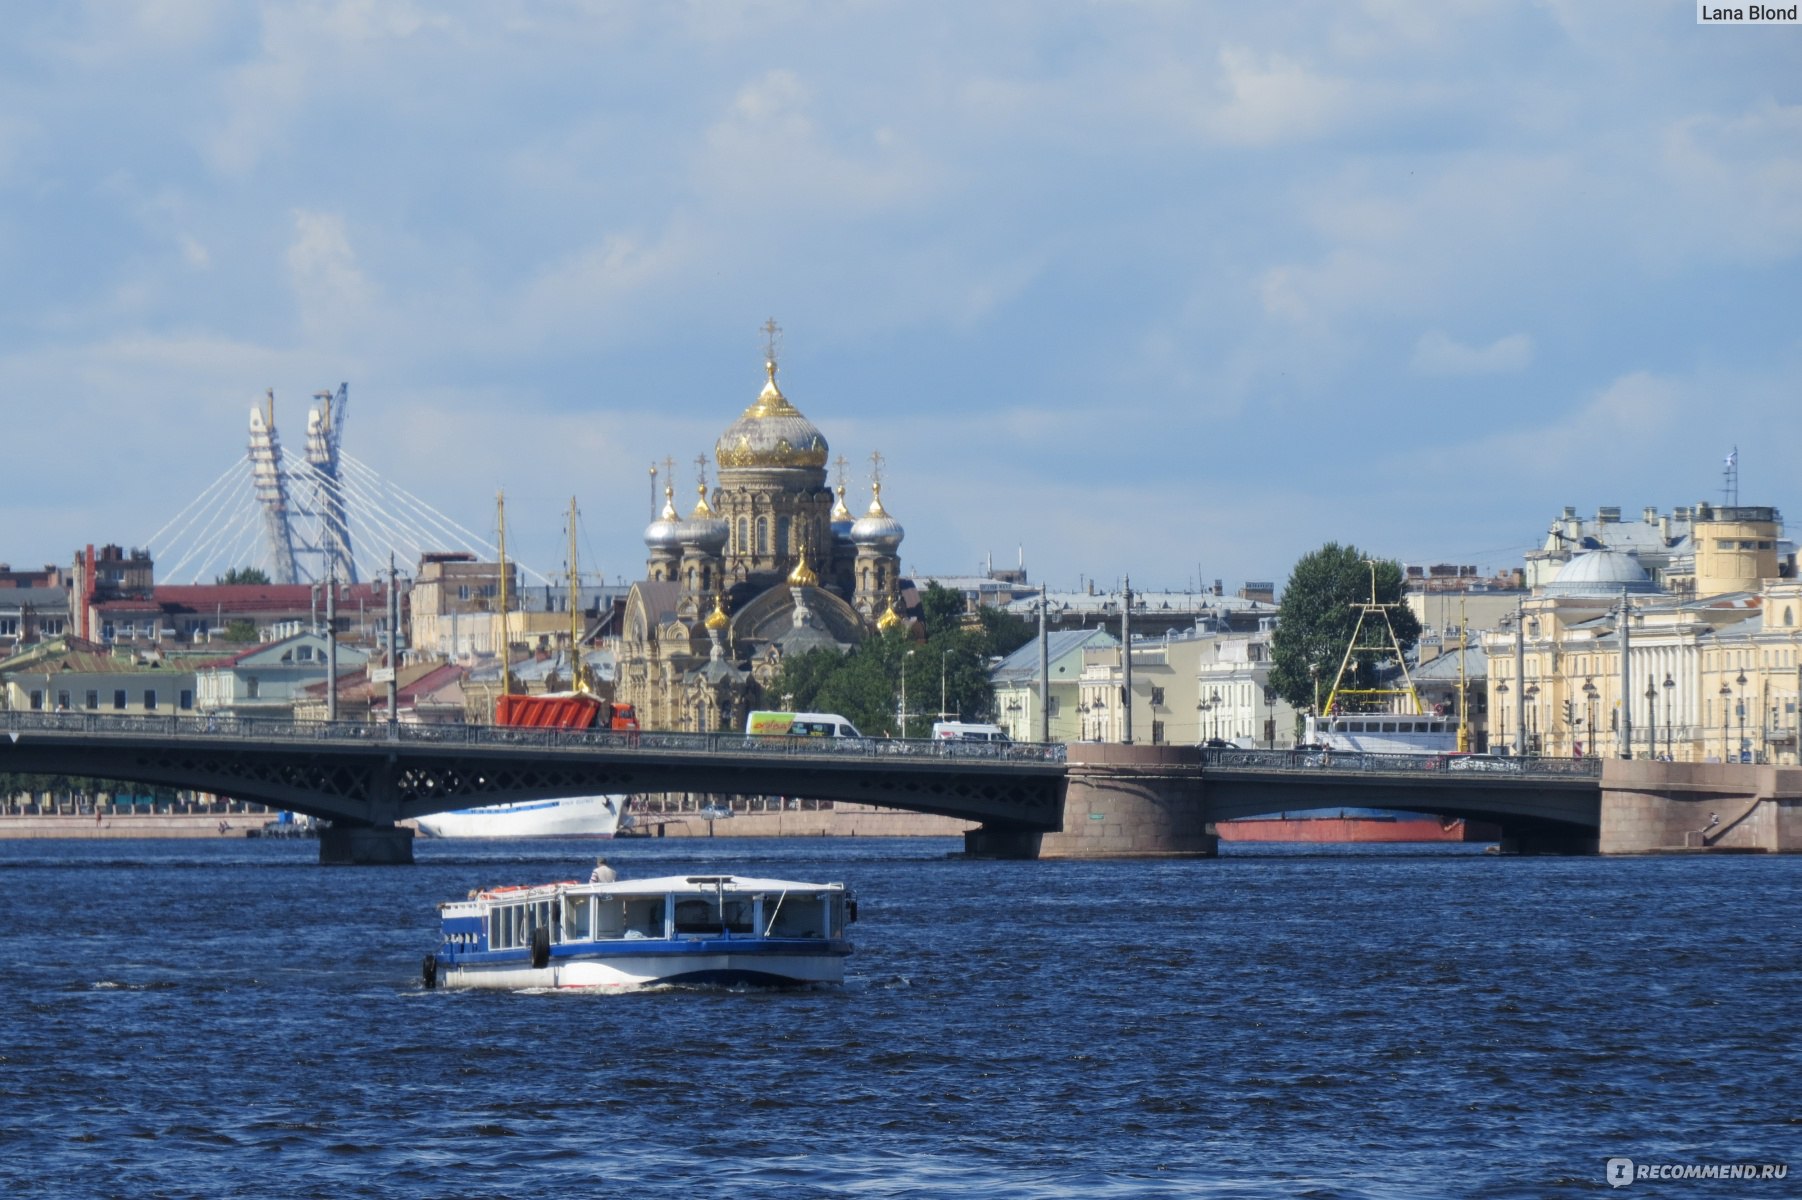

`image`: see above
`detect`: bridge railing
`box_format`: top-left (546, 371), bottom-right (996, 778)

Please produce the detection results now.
top-left (0, 710), bottom-right (1068, 765)
top-left (1201, 747), bottom-right (1602, 778)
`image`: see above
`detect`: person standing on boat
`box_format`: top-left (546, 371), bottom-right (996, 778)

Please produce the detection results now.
top-left (590, 857), bottom-right (617, 884)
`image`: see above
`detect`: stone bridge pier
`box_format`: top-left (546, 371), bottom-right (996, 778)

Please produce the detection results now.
top-left (966, 743), bottom-right (1217, 859)
top-left (1601, 761), bottom-right (1802, 853)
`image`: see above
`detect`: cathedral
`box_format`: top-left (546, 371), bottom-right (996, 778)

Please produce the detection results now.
top-left (614, 346), bottom-right (907, 731)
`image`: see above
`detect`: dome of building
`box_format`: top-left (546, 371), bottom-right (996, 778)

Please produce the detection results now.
top-left (850, 481), bottom-right (905, 552)
top-left (674, 483), bottom-right (728, 552)
top-left (829, 483), bottom-right (854, 538)
top-left (643, 486), bottom-right (681, 552)
top-left (703, 594), bottom-right (730, 631)
top-left (1544, 548), bottom-right (1662, 598)
top-left (714, 362), bottom-right (828, 471)
top-left (874, 597), bottom-right (903, 632)
top-left (787, 545), bottom-right (820, 588)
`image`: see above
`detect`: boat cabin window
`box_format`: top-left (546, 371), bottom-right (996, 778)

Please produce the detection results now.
top-left (673, 895), bottom-right (754, 935)
top-left (588, 896), bottom-right (666, 940)
top-left (763, 893), bottom-right (828, 939)
top-left (565, 895), bottom-right (592, 942)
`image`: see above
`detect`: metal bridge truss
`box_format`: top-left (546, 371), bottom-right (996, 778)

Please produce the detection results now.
top-left (0, 713), bottom-right (1069, 830)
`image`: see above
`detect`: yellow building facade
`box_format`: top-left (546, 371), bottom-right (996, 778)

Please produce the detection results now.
top-left (1485, 544), bottom-right (1802, 763)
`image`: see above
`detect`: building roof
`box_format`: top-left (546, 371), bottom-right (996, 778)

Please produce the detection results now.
top-left (150, 582), bottom-right (390, 615)
top-left (991, 628), bottom-right (1118, 686)
top-left (1543, 549), bottom-right (1663, 598)
top-left (0, 587), bottom-right (69, 610)
top-left (1411, 644), bottom-right (1489, 682)
top-left (0, 636), bottom-right (190, 677)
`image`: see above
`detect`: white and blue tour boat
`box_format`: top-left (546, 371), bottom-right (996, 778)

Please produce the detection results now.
top-left (424, 873), bottom-right (855, 991)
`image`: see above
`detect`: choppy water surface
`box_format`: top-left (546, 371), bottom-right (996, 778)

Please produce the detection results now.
top-left (1, 836), bottom-right (1797, 1198)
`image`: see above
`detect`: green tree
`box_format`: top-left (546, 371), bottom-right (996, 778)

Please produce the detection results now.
top-left (222, 619), bottom-right (260, 643)
top-left (216, 566), bottom-right (271, 586)
top-left (1269, 543), bottom-right (1420, 713)
top-left (765, 593), bottom-right (1036, 737)
top-left (769, 629), bottom-right (911, 736)
top-left (917, 581), bottom-right (965, 638)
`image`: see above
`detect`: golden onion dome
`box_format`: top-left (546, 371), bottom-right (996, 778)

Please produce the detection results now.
top-left (875, 597), bottom-right (902, 632)
top-left (643, 485), bottom-right (682, 551)
top-left (787, 544), bottom-right (820, 588)
top-left (704, 595), bottom-right (730, 631)
top-left (715, 361), bottom-right (829, 471)
top-left (849, 481), bottom-right (905, 551)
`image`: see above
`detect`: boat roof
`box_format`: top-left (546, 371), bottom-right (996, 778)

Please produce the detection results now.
top-left (451, 874), bottom-right (844, 907)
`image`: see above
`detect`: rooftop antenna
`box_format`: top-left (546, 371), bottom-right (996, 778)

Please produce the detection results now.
top-left (1723, 447), bottom-right (1739, 508)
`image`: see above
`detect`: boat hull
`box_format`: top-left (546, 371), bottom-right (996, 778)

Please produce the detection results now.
top-left (441, 940), bottom-right (851, 990)
top-left (415, 794), bottom-right (626, 839)
top-left (1218, 810), bottom-right (1501, 843)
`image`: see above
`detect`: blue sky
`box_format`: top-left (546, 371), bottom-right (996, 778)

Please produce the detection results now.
top-left (2, 1), bottom-right (1798, 592)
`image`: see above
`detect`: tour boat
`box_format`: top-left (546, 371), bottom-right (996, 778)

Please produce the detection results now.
top-left (414, 793), bottom-right (630, 839)
top-left (423, 873), bottom-right (856, 991)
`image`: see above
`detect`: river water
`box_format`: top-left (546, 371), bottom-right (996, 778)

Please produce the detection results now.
top-left (1, 836), bottom-right (1797, 1198)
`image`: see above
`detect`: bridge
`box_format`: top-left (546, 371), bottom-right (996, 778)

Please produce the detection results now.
top-left (2, 712), bottom-right (1795, 861)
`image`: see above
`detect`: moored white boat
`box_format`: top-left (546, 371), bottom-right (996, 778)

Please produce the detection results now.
top-left (414, 794), bottom-right (629, 839)
top-left (424, 873), bottom-right (855, 990)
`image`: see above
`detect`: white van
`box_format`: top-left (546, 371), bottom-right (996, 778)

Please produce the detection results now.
top-left (930, 721), bottom-right (1010, 743)
top-left (745, 711), bottom-right (864, 738)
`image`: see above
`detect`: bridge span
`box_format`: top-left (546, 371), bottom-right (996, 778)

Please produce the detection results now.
top-left (3, 713), bottom-right (1796, 861)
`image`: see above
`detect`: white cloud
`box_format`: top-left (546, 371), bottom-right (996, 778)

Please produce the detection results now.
top-left (285, 210), bottom-right (375, 340)
top-left (1411, 330), bottom-right (1534, 375)
top-left (1199, 47), bottom-right (1352, 146)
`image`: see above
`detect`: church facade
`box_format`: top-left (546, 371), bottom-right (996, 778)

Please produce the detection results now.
top-left (615, 354), bottom-right (907, 732)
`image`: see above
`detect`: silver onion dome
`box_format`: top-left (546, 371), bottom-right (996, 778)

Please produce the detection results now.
top-left (850, 481), bottom-right (904, 552)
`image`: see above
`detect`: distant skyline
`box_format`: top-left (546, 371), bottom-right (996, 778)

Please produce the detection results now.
top-left (2, 2), bottom-right (1797, 592)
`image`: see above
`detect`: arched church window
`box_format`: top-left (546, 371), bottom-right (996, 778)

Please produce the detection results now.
top-left (737, 518), bottom-right (748, 555)
top-left (777, 516), bottom-right (791, 557)
top-left (1786, 606), bottom-right (1794, 627)
top-left (756, 517), bottom-right (768, 555)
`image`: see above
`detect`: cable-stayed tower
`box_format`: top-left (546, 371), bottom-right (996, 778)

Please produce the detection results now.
top-left (248, 389), bottom-right (300, 584)
top-left (305, 382), bottom-right (357, 583)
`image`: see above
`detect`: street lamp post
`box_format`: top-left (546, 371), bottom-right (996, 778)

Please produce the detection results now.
top-left (1719, 681), bottom-right (1732, 762)
top-left (1662, 673), bottom-right (1675, 760)
top-left (1644, 679), bottom-right (1657, 762)
top-left (940, 649), bottom-right (952, 724)
top-left (1736, 670), bottom-right (1748, 763)
top-left (898, 650), bottom-right (914, 738)
top-left (1496, 681), bottom-right (1510, 755)
top-left (1583, 678), bottom-right (1598, 758)
top-left (1525, 683), bottom-right (1539, 755)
